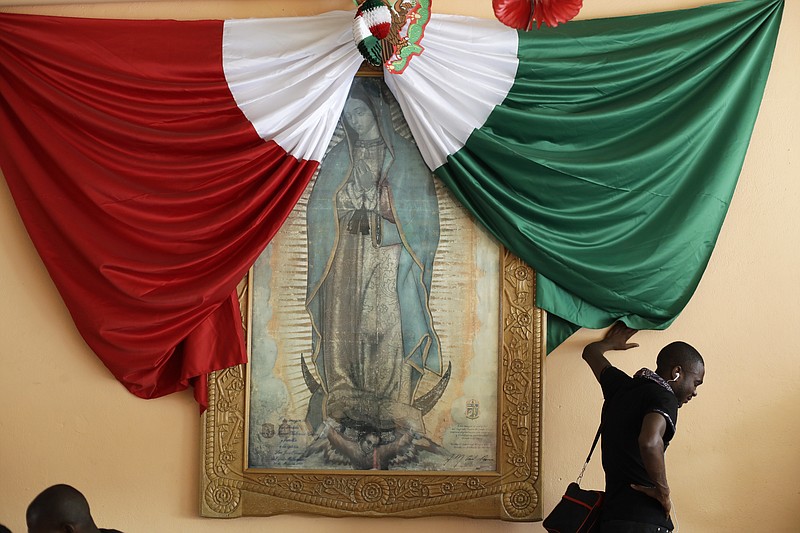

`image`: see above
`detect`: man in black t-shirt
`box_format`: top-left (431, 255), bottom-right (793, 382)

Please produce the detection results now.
top-left (582, 322), bottom-right (705, 533)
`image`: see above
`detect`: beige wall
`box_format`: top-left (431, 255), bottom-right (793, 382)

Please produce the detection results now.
top-left (1, 1), bottom-right (797, 531)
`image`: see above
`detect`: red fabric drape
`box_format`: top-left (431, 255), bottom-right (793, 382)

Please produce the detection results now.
top-left (0, 14), bottom-right (319, 407)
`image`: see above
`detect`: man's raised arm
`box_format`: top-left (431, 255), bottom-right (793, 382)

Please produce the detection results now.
top-left (582, 321), bottom-right (640, 382)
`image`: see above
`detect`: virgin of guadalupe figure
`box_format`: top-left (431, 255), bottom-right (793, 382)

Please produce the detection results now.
top-left (303, 79), bottom-right (443, 469)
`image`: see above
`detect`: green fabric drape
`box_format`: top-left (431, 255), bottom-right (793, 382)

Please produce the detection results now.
top-left (433, 0), bottom-right (783, 351)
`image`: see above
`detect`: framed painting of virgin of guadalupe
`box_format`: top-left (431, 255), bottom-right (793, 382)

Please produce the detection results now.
top-left (201, 75), bottom-right (544, 520)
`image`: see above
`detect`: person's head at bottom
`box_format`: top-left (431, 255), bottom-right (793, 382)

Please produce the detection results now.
top-left (26, 484), bottom-right (100, 533)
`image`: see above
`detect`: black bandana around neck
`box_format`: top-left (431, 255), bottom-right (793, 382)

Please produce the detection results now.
top-left (634, 368), bottom-right (673, 393)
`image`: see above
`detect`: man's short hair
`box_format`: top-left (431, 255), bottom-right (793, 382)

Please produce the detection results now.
top-left (656, 341), bottom-right (704, 373)
top-left (27, 484), bottom-right (95, 532)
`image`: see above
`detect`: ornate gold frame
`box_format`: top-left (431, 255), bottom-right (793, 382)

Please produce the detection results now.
top-left (201, 249), bottom-right (544, 520)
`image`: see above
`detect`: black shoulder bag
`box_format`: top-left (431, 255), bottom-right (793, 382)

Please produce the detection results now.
top-left (542, 424), bottom-right (605, 533)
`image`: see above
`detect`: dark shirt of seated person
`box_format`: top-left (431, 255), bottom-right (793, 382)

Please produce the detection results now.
top-left (26, 484), bottom-right (123, 533)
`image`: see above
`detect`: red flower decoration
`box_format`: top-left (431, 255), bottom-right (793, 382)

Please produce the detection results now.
top-left (492, 0), bottom-right (583, 30)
